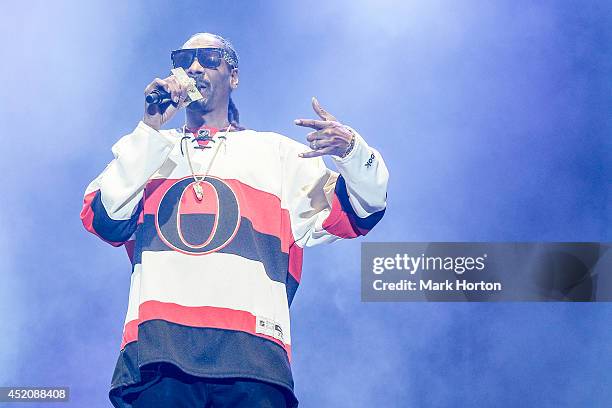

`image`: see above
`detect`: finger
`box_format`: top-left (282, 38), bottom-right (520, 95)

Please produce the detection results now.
top-left (170, 76), bottom-right (186, 93)
top-left (314, 138), bottom-right (333, 148)
top-left (306, 130), bottom-right (322, 142)
top-left (309, 139), bottom-right (332, 151)
top-left (294, 118), bottom-right (333, 130)
top-left (172, 80), bottom-right (189, 107)
top-left (307, 125), bottom-right (346, 142)
top-left (306, 130), bottom-right (332, 144)
top-left (299, 146), bottom-right (334, 158)
top-left (170, 75), bottom-right (189, 97)
top-left (312, 96), bottom-right (337, 121)
top-left (169, 87), bottom-right (180, 105)
top-left (144, 78), bottom-right (170, 95)
top-left (166, 77), bottom-right (182, 104)
top-left (178, 84), bottom-right (188, 101)
top-left (166, 75), bottom-right (178, 90)
top-left (176, 92), bottom-right (188, 109)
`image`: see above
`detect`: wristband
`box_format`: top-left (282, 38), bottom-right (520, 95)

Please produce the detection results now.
top-left (340, 129), bottom-right (356, 158)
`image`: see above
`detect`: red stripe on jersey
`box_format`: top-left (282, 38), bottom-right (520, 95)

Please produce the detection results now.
top-left (120, 300), bottom-right (291, 360)
top-left (322, 192), bottom-right (369, 238)
top-left (288, 244), bottom-right (303, 283)
top-left (124, 240), bottom-right (135, 264)
top-left (144, 178), bottom-right (295, 253)
top-left (120, 319), bottom-right (139, 349)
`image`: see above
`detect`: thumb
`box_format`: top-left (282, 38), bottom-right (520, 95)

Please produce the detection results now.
top-left (312, 96), bottom-right (337, 121)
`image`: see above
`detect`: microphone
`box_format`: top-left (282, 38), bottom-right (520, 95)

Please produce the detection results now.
top-left (146, 89), bottom-right (172, 105)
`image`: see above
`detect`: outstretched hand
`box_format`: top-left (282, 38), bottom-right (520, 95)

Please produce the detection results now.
top-left (294, 97), bottom-right (354, 158)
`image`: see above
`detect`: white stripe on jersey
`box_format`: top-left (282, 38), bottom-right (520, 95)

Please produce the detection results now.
top-left (125, 251), bottom-right (292, 344)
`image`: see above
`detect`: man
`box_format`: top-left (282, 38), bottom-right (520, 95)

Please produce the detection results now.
top-left (81, 32), bottom-right (388, 407)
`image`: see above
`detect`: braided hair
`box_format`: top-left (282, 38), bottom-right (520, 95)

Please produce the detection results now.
top-left (228, 97), bottom-right (241, 128)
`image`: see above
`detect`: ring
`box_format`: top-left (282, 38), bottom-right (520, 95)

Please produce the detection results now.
top-left (311, 140), bottom-right (318, 150)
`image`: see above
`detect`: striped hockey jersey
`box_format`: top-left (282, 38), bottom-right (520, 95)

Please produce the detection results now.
top-left (80, 121), bottom-right (388, 404)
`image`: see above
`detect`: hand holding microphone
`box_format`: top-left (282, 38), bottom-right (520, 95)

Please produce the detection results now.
top-left (143, 68), bottom-right (203, 130)
top-left (145, 88), bottom-right (172, 105)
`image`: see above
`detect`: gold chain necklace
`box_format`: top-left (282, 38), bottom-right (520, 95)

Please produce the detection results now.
top-left (181, 123), bottom-right (232, 201)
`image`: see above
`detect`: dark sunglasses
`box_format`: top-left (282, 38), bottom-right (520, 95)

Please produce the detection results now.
top-left (171, 48), bottom-right (236, 70)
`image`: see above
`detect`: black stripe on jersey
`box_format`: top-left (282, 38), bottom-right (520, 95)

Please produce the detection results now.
top-left (91, 190), bottom-right (142, 243)
top-left (109, 320), bottom-right (297, 407)
top-left (134, 215), bottom-right (290, 285)
top-left (335, 175), bottom-right (385, 232)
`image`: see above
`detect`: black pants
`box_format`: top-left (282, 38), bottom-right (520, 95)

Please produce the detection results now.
top-left (112, 363), bottom-right (296, 408)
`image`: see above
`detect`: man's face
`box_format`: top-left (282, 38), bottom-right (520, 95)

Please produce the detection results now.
top-left (180, 34), bottom-right (238, 114)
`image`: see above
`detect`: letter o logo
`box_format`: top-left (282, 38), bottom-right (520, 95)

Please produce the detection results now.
top-left (155, 176), bottom-right (241, 255)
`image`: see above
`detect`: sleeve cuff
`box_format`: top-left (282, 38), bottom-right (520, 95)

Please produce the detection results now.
top-left (133, 120), bottom-right (176, 151)
top-left (137, 120), bottom-right (173, 141)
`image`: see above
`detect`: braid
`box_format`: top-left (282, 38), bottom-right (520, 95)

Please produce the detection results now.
top-left (228, 97), bottom-right (243, 129)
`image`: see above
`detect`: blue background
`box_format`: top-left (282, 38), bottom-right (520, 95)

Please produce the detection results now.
top-left (1, 1), bottom-right (610, 406)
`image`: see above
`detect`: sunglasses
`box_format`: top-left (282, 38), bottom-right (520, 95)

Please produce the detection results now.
top-left (171, 48), bottom-right (237, 70)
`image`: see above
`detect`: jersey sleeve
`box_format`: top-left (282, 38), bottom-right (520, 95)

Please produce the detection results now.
top-left (80, 121), bottom-right (175, 246)
top-left (280, 128), bottom-right (388, 248)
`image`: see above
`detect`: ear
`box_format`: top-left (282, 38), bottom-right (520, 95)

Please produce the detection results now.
top-left (230, 68), bottom-right (239, 90)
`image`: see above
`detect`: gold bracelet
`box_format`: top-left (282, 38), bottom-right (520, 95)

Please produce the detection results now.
top-left (340, 129), bottom-right (356, 158)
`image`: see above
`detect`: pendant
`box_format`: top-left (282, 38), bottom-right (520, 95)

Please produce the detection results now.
top-left (193, 183), bottom-right (204, 201)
